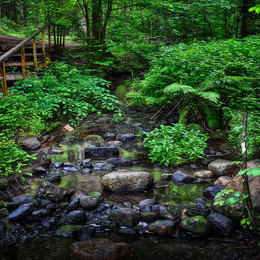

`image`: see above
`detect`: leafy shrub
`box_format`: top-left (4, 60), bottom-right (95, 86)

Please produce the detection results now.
top-left (0, 133), bottom-right (36, 177)
top-left (13, 62), bottom-right (121, 124)
top-left (140, 124), bottom-right (209, 166)
top-left (226, 110), bottom-right (260, 160)
top-left (0, 95), bottom-right (44, 135)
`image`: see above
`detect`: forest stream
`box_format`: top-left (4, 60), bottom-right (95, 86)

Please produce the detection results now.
top-left (0, 76), bottom-right (259, 260)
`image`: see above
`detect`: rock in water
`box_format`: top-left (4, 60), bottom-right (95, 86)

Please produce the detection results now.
top-left (172, 170), bottom-right (198, 184)
top-left (146, 220), bottom-right (176, 235)
top-left (7, 203), bottom-right (34, 220)
top-left (208, 159), bottom-right (240, 176)
top-left (101, 171), bottom-right (153, 193)
top-left (71, 238), bottom-right (134, 259)
top-left (207, 213), bottom-right (235, 235)
top-left (85, 147), bottom-right (119, 158)
top-left (180, 216), bottom-right (211, 235)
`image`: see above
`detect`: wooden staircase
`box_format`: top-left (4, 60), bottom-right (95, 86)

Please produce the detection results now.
top-left (0, 23), bottom-right (66, 96)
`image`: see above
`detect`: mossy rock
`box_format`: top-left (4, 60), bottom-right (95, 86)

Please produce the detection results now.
top-left (108, 212), bottom-right (132, 227)
top-left (55, 225), bottom-right (83, 237)
top-left (180, 216), bottom-right (211, 235)
top-left (85, 135), bottom-right (105, 146)
top-left (88, 191), bottom-right (101, 199)
top-left (0, 208), bottom-right (9, 218)
top-left (119, 148), bottom-right (135, 159)
top-left (0, 178), bottom-right (8, 191)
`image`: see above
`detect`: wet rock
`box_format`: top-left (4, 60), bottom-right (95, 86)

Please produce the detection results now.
top-left (46, 203), bottom-right (58, 210)
top-left (85, 147), bottom-right (119, 158)
top-left (118, 227), bottom-right (136, 235)
top-left (28, 209), bottom-right (48, 221)
top-left (66, 210), bottom-right (85, 224)
top-left (36, 183), bottom-right (68, 202)
top-left (93, 162), bottom-right (114, 171)
top-left (64, 167), bottom-right (79, 172)
top-left (157, 205), bottom-right (175, 221)
top-left (41, 158), bottom-right (52, 169)
top-left (208, 159), bottom-right (240, 177)
top-left (55, 225), bottom-right (83, 237)
top-left (68, 198), bottom-right (79, 210)
top-left (196, 203), bottom-right (208, 210)
top-left (7, 203), bottom-right (34, 221)
top-left (146, 220), bottom-right (176, 235)
top-left (51, 150), bottom-right (64, 155)
top-left (203, 185), bottom-right (224, 199)
top-left (79, 196), bottom-right (99, 210)
top-left (180, 216), bottom-right (211, 235)
top-left (207, 213), bottom-right (235, 235)
top-left (139, 199), bottom-right (158, 208)
top-left (108, 141), bottom-right (122, 147)
top-left (102, 171), bottom-right (154, 193)
top-left (82, 160), bottom-right (92, 168)
top-left (20, 137), bottom-right (41, 150)
top-left (71, 238), bottom-right (134, 260)
top-left (76, 226), bottom-right (96, 240)
top-left (12, 195), bottom-right (35, 206)
top-left (81, 168), bottom-right (92, 174)
top-left (105, 158), bottom-right (133, 167)
top-left (161, 173), bottom-right (173, 182)
top-left (85, 135), bottom-right (105, 146)
top-left (141, 211), bottom-right (157, 223)
top-left (194, 198), bottom-right (206, 204)
top-left (193, 170), bottom-right (213, 179)
top-left (54, 162), bottom-right (63, 168)
top-left (108, 208), bottom-right (140, 227)
top-left (33, 166), bottom-right (47, 176)
top-left (47, 175), bottom-right (61, 184)
top-left (39, 199), bottom-right (51, 206)
top-left (105, 132), bottom-right (116, 140)
top-left (64, 162), bottom-right (77, 167)
top-left (172, 170), bottom-right (198, 184)
top-left (214, 176), bottom-right (233, 186)
top-left (118, 133), bottom-right (135, 143)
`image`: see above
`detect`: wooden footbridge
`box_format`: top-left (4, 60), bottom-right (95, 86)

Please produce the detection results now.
top-left (0, 23), bottom-right (66, 96)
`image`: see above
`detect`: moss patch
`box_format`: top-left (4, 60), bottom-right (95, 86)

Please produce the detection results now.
top-left (180, 216), bottom-right (210, 235)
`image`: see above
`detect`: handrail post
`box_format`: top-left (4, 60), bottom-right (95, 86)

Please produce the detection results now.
top-left (0, 62), bottom-right (7, 96)
top-left (42, 30), bottom-right (46, 63)
top-left (33, 37), bottom-right (38, 69)
top-left (21, 46), bottom-right (26, 80)
top-left (48, 25), bottom-right (51, 54)
top-left (53, 25), bottom-right (56, 51)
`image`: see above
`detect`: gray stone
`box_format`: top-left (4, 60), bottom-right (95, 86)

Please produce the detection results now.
top-left (66, 210), bottom-right (85, 224)
top-left (139, 199), bottom-right (158, 208)
top-left (208, 159), bottom-right (240, 177)
top-left (105, 158), bottom-right (133, 167)
top-left (85, 147), bottom-right (119, 158)
top-left (118, 133), bottom-right (135, 143)
top-left (68, 198), bottom-right (79, 210)
top-left (64, 167), bottom-right (78, 172)
top-left (82, 160), bottom-right (92, 168)
top-left (76, 226), bottom-right (96, 240)
top-left (7, 203), bottom-right (34, 220)
top-left (47, 175), bottom-right (61, 184)
top-left (29, 209), bottom-right (48, 220)
top-left (21, 137), bottom-right (41, 150)
top-left (203, 185), bottom-right (224, 199)
top-left (81, 168), bottom-right (92, 174)
top-left (33, 166), bottom-right (47, 176)
top-left (101, 171), bottom-right (154, 193)
top-left (93, 162), bottom-right (114, 171)
top-left (108, 208), bottom-right (140, 227)
top-left (79, 196), bottom-right (99, 210)
top-left (193, 170), bottom-right (213, 179)
top-left (54, 162), bottom-right (63, 168)
top-left (55, 225), bottom-right (83, 237)
top-left (41, 158), bottom-right (52, 169)
top-left (172, 170), bottom-right (198, 184)
top-left (180, 216), bottom-right (211, 235)
top-left (214, 176), bottom-right (233, 186)
top-left (146, 220), bottom-right (176, 235)
top-left (207, 213), bottom-right (235, 235)
top-left (12, 195), bottom-right (35, 206)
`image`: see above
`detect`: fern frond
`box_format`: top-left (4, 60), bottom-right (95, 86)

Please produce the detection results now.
top-left (178, 106), bottom-right (190, 126)
top-left (197, 91), bottom-right (220, 103)
top-left (163, 83), bottom-right (195, 94)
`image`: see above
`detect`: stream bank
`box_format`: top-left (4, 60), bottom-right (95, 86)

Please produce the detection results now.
top-left (0, 76), bottom-right (259, 259)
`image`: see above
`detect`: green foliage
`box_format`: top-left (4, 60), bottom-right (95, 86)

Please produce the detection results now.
top-left (140, 124), bottom-right (209, 166)
top-left (0, 132), bottom-right (36, 177)
top-left (0, 95), bottom-right (45, 135)
top-left (12, 62), bottom-right (121, 125)
top-left (225, 110), bottom-right (260, 160)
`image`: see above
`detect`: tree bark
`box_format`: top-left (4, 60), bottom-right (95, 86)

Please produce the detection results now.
top-left (241, 0), bottom-right (255, 37)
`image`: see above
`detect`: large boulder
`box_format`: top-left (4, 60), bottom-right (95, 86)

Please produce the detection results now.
top-left (146, 220), bottom-right (176, 235)
top-left (214, 176), bottom-right (232, 186)
top-left (65, 210), bottom-right (86, 224)
top-left (108, 208), bottom-right (140, 227)
top-left (101, 171), bottom-right (153, 193)
top-left (20, 137), bottom-right (41, 150)
top-left (180, 216), bottom-right (211, 235)
top-left (105, 158), bottom-right (133, 167)
top-left (71, 238), bottom-right (134, 260)
top-left (207, 213), bottom-right (235, 235)
top-left (208, 159), bottom-right (240, 177)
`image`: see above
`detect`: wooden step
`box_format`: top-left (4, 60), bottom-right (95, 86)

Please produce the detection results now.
top-left (5, 61), bottom-right (35, 67)
top-left (6, 72), bottom-right (33, 81)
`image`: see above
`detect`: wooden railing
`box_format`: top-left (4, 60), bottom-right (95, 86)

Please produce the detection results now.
top-left (0, 23), bottom-right (66, 96)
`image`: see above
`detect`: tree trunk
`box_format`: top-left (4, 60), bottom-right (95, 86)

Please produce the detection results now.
top-left (241, 0), bottom-right (255, 37)
top-left (0, 5), bottom-right (2, 30)
top-left (92, 0), bottom-right (102, 42)
top-left (241, 112), bottom-right (254, 215)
